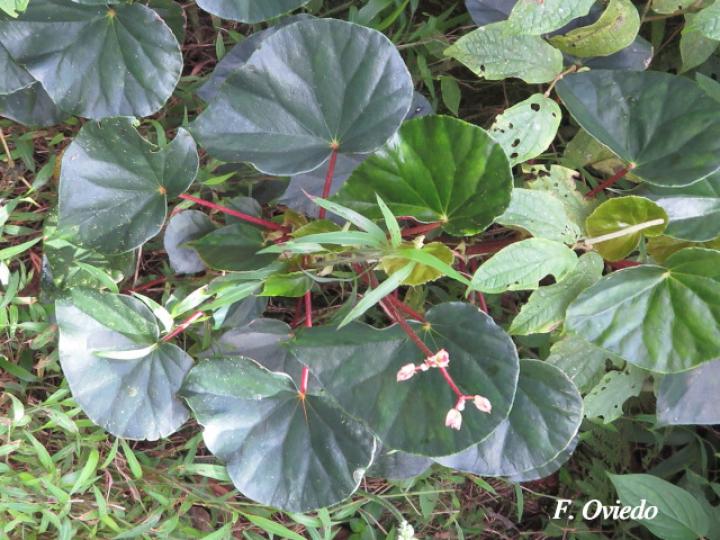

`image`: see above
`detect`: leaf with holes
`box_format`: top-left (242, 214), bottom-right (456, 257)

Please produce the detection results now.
top-left (181, 357), bottom-right (376, 512)
top-left (436, 360), bottom-right (582, 478)
top-left (0, 0), bottom-right (183, 119)
top-left (58, 117), bottom-right (198, 254)
top-left (191, 18), bottom-right (413, 176)
top-left (567, 248), bottom-right (720, 373)
top-left (584, 367), bottom-right (646, 424)
top-left (290, 302), bottom-right (519, 456)
top-left (556, 70), bottom-right (720, 187)
top-left (471, 239), bottom-right (579, 294)
top-left (56, 289), bottom-right (192, 440)
top-left (585, 196), bottom-right (668, 261)
top-left (444, 21), bottom-right (563, 84)
top-left (489, 94), bottom-right (561, 166)
top-left (496, 189), bottom-right (581, 244)
top-left (333, 116), bottom-right (513, 237)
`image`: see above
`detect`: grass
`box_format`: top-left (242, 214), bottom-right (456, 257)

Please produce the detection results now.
top-left (1, 1), bottom-right (719, 538)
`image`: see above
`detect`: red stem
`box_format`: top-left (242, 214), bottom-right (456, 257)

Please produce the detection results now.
top-left (162, 310), bottom-right (204, 342)
top-left (299, 291), bottom-right (313, 395)
top-left (389, 294), bottom-right (426, 323)
top-left (476, 292), bottom-right (488, 313)
top-left (585, 164), bottom-right (635, 199)
top-left (610, 260), bottom-right (642, 269)
top-left (318, 149), bottom-right (339, 220)
top-left (126, 276), bottom-right (167, 293)
top-left (400, 222), bottom-right (443, 237)
top-left (179, 193), bottom-right (284, 231)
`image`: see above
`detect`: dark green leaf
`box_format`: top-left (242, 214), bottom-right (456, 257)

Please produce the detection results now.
top-left (188, 223), bottom-right (276, 272)
top-left (0, 42), bottom-right (33, 95)
top-left (196, 0), bottom-right (309, 23)
top-left (191, 18), bottom-right (413, 176)
top-left (0, 0), bottom-right (183, 119)
top-left (334, 115), bottom-right (512, 237)
top-left (368, 445), bottom-right (432, 481)
top-left (290, 302), bottom-right (519, 456)
top-left (58, 117), bottom-right (198, 253)
top-left (436, 360), bottom-right (582, 477)
top-left (56, 291), bottom-right (191, 440)
top-left (657, 359), bottom-right (720, 426)
top-left (163, 210), bottom-right (215, 275)
top-left (0, 82), bottom-right (67, 127)
top-left (181, 357), bottom-right (376, 512)
top-left (556, 70), bottom-right (720, 187)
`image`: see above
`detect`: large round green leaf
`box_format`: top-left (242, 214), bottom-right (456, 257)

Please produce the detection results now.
top-left (0, 42), bottom-right (33, 95)
top-left (435, 360), bottom-right (582, 477)
top-left (56, 289), bottom-right (192, 440)
top-left (196, 0), bottom-right (308, 22)
top-left (556, 71), bottom-right (720, 188)
top-left (333, 116), bottom-right (513, 237)
top-left (585, 196), bottom-right (668, 261)
top-left (656, 359), bottom-right (720, 426)
top-left (180, 357), bottom-right (376, 512)
top-left (368, 445), bottom-right (432, 481)
top-left (290, 302), bottom-right (519, 457)
top-left (640, 172), bottom-right (720, 242)
top-left (507, 436), bottom-right (578, 483)
top-left (58, 117), bottom-right (198, 254)
top-left (191, 18), bottom-right (413, 176)
top-left (0, 0), bottom-right (183, 119)
top-left (566, 248), bottom-right (720, 373)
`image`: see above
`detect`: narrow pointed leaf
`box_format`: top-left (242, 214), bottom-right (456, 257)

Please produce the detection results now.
top-left (181, 357), bottom-right (376, 512)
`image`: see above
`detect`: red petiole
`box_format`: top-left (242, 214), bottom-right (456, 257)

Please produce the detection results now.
top-left (162, 310), bottom-right (204, 342)
top-left (179, 193), bottom-right (285, 231)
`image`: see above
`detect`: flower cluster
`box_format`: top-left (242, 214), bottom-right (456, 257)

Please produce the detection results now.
top-left (396, 349), bottom-right (450, 381)
top-left (445, 394), bottom-right (492, 430)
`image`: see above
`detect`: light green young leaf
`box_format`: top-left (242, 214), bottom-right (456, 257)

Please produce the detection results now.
top-left (377, 195), bottom-right (401, 248)
top-left (609, 474), bottom-right (710, 540)
top-left (680, 14), bottom-right (719, 72)
top-left (508, 0), bottom-right (595, 36)
top-left (687, 1), bottom-right (720, 40)
top-left (392, 247), bottom-right (470, 286)
top-left (651, 0), bottom-right (695, 14)
top-left (490, 94), bottom-right (561, 166)
top-left (549, 0), bottom-right (641, 57)
top-left (470, 239), bottom-right (578, 293)
top-left (340, 262), bottom-right (415, 327)
top-left (94, 344), bottom-right (160, 361)
top-left (526, 164), bottom-right (596, 226)
top-left (584, 367), bottom-right (646, 424)
top-left (445, 21), bottom-right (563, 84)
top-left (510, 252), bottom-right (604, 335)
top-left (546, 334), bottom-right (610, 393)
top-left (496, 188), bottom-right (581, 244)
top-left (311, 197), bottom-right (387, 244)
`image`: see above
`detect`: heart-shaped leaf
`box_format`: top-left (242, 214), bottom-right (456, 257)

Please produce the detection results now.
top-left (657, 359), bottom-right (720, 426)
top-left (567, 248), bottom-right (720, 373)
top-left (163, 211), bottom-right (215, 275)
top-left (556, 70), bottom-right (720, 187)
top-left (191, 18), bottom-right (413, 176)
top-left (435, 359), bottom-right (582, 477)
top-left (0, 82), bottom-right (67, 127)
top-left (471, 239), bottom-right (579, 294)
top-left (0, 0), bottom-right (183, 119)
top-left (510, 252), bottom-right (604, 335)
top-left (549, 0), bottom-right (640, 58)
top-left (290, 302), bottom-right (519, 457)
top-left (496, 188), bottom-right (581, 244)
top-left (333, 116), bottom-right (513, 237)
top-left (196, 0), bottom-right (309, 23)
top-left (188, 223), bottom-right (276, 272)
top-left (58, 117), bottom-right (198, 254)
top-left (640, 172), bottom-right (720, 242)
top-left (445, 22), bottom-right (563, 84)
top-left (508, 0), bottom-right (595, 36)
top-left (181, 357), bottom-right (376, 512)
top-left (584, 196), bottom-right (668, 261)
top-left (56, 289), bottom-right (192, 440)
top-left (489, 94), bottom-right (562, 166)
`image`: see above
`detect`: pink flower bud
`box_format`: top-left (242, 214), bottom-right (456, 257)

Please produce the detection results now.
top-left (424, 349), bottom-right (450, 368)
top-left (473, 395), bottom-right (492, 413)
top-left (456, 397), bottom-right (466, 412)
top-left (396, 363), bottom-right (417, 382)
top-left (445, 408), bottom-right (463, 430)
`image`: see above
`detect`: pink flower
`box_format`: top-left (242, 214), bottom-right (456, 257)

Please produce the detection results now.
top-left (473, 395), bottom-right (492, 413)
top-left (396, 363), bottom-right (417, 382)
top-left (445, 408), bottom-right (463, 430)
top-left (424, 349), bottom-right (450, 368)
